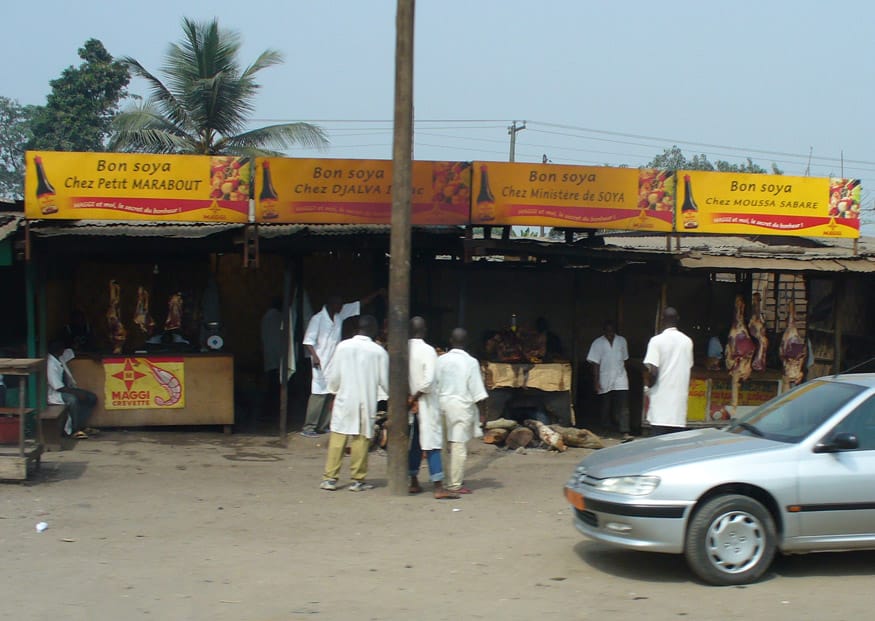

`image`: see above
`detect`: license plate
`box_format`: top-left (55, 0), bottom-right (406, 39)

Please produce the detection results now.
top-left (564, 487), bottom-right (586, 511)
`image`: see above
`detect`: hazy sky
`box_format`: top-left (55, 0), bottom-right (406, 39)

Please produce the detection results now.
top-left (4, 0), bottom-right (874, 228)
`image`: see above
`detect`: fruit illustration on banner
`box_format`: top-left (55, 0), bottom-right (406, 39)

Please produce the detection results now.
top-left (828, 178), bottom-right (861, 219)
top-left (637, 169), bottom-right (675, 212)
top-left (209, 156), bottom-right (250, 202)
top-left (431, 161), bottom-right (471, 212)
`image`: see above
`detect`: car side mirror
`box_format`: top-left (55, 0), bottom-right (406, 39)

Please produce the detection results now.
top-left (814, 432), bottom-right (859, 453)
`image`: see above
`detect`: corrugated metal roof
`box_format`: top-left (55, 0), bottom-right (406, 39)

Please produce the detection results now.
top-left (257, 223), bottom-right (464, 238)
top-left (679, 255), bottom-right (875, 273)
top-left (29, 220), bottom-right (244, 239)
top-left (0, 214), bottom-right (22, 242)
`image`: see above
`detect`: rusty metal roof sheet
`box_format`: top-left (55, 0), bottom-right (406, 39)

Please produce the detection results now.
top-left (29, 220), bottom-right (244, 239)
top-left (257, 223), bottom-right (463, 238)
top-left (0, 214), bottom-right (22, 242)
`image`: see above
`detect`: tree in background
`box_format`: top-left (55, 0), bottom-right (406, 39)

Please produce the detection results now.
top-left (28, 39), bottom-right (130, 152)
top-left (647, 145), bottom-right (783, 175)
top-left (0, 97), bottom-right (37, 199)
top-left (110, 18), bottom-right (327, 155)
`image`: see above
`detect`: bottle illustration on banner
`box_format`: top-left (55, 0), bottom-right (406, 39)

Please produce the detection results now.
top-left (34, 155), bottom-right (58, 215)
top-left (680, 174), bottom-right (699, 229)
top-left (476, 165), bottom-right (496, 222)
top-left (259, 160), bottom-right (279, 220)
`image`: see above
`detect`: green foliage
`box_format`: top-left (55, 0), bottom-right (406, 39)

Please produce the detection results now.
top-left (0, 97), bottom-right (37, 199)
top-left (28, 39), bottom-right (130, 152)
top-left (110, 18), bottom-right (327, 155)
top-left (646, 146), bottom-right (783, 175)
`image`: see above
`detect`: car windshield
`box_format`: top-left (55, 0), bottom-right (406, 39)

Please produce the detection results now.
top-left (725, 380), bottom-right (866, 443)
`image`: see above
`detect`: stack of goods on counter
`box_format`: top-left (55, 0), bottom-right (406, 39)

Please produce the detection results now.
top-left (485, 325), bottom-right (558, 363)
top-left (481, 418), bottom-right (604, 451)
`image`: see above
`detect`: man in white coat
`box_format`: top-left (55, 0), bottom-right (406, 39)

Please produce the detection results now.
top-left (643, 307), bottom-right (694, 435)
top-left (408, 317), bottom-right (458, 500)
top-left (320, 315), bottom-right (388, 492)
top-left (587, 320), bottom-right (631, 439)
top-left (436, 328), bottom-right (488, 494)
top-left (301, 290), bottom-right (383, 437)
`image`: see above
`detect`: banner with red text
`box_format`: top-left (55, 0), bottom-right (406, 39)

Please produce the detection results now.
top-left (254, 158), bottom-right (470, 224)
top-left (24, 151), bottom-right (250, 222)
top-left (676, 170), bottom-right (860, 238)
top-left (468, 162), bottom-right (674, 231)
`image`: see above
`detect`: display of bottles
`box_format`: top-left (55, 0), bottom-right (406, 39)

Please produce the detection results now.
top-left (680, 174), bottom-right (699, 229)
top-left (259, 160), bottom-right (279, 220)
top-left (34, 156), bottom-right (58, 215)
top-left (476, 165), bottom-right (495, 222)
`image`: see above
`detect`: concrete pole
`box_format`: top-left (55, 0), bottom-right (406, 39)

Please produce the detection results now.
top-left (386, 0), bottom-right (415, 496)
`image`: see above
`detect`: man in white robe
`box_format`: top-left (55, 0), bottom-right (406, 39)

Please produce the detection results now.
top-left (301, 290), bottom-right (383, 437)
top-left (643, 307), bottom-right (694, 435)
top-left (436, 328), bottom-right (488, 494)
top-left (320, 315), bottom-right (388, 492)
top-left (408, 317), bottom-right (458, 499)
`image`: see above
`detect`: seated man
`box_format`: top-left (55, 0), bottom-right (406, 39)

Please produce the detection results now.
top-left (47, 340), bottom-right (98, 439)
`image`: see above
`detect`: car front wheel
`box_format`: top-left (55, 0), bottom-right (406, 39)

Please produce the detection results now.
top-left (684, 494), bottom-right (776, 585)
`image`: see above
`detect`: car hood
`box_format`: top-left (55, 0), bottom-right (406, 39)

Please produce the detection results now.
top-left (580, 428), bottom-right (784, 478)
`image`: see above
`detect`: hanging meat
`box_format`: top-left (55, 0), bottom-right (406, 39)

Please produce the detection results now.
top-left (106, 280), bottom-right (127, 354)
top-left (748, 292), bottom-right (769, 372)
top-left (164, 292), bottom-right (183, 332)
top-left (133, 286), bottom-right (156, 335)
top-left (780, 300), bottom-right (807, 390)
top-left (725, 294), bottom-right (755, 418)
top-left (725, 294), bottom-right (755, 381)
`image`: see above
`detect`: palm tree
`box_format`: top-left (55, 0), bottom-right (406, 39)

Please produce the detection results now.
top-left (110, 17), bottom-right (327, 155)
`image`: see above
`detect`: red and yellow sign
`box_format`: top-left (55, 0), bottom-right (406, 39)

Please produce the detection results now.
top-left (104, 357), bottom-right (185, 410)
top-left (469, 162), bottom-right (674, 231)
top-left (676, 170), bottom-right (860, 238)
top-left (254, 158), bottom-right (471, 224)
top-left (25, 151), bottom-right (250, 222)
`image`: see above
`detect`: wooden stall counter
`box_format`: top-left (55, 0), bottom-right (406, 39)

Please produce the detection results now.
top-left (68, 353), bottom-right (234, 431)
top-left (687, 366), bottom-right (783, 426)
top-left (481, 361), bottom-right (575, 425)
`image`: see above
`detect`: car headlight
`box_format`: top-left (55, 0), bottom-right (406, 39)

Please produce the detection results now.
top-left (594, 476), bottom-right (660, 496)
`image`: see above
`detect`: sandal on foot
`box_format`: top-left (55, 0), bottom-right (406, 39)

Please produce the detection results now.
top-left (73, 431), bottom-right (89, 439)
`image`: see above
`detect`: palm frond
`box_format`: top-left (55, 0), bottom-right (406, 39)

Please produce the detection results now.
top-left (219, 123), bottom-right (329, 152)
top-left (111, 16), bottom-right (328, 155)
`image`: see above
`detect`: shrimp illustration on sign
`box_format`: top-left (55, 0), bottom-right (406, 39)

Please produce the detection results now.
top-left (143, 359), bottom-right (182, 406)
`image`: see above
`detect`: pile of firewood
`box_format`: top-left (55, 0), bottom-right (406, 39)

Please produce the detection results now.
top-left (481, 418), bottom-right (604, 451)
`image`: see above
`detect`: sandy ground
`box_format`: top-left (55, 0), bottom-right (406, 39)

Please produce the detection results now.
top-left (2, 430), bottom-right (874, 621)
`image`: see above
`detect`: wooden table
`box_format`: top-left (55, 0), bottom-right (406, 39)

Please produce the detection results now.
top-left (481, 361), bottom-right (575, 425)
top-left (0, 358), bottom-right (45, 480)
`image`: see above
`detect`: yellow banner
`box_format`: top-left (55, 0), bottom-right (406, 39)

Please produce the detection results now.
top-left (254, 158), bottom-right (471, 224)
top-left (676, 170), bottom-right (860, 238)
top-left (469, 162), bottom-right (674, 231)
top-left (104, 357), bottom-right (185, 410)
top-left (25, 151), bottom-right (250, 222)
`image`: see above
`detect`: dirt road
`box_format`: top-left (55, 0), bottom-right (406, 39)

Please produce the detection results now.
top-left (2, 432), bottom-right (873, 621)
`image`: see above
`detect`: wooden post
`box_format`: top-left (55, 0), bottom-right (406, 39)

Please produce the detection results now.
top-left (386, 0), bottom-right (415, 496)
top-left (278, 259), bottom-right (292, 442)
top-left (834, 276), bottom-right (844, 373)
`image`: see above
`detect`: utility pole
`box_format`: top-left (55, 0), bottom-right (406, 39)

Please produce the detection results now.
top-left (508, 120), bottom-right (526, 162)
top-left (387, 0), bottom-right (415, 496)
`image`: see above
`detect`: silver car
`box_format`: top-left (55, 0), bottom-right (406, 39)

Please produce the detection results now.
top-left (564, 373), bottom-right (875, 585)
